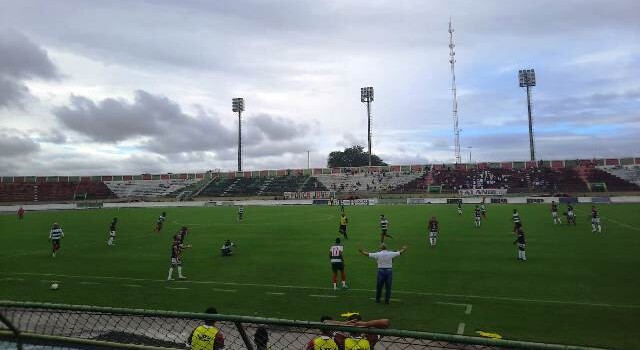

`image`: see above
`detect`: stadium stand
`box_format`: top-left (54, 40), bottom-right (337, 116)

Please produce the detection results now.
top-left (315, 171), bottom-right (424, 193)
top-left (602, 165), bottom-right (640, 187)
top-left (0, 180), bottom-right (113, 203)
top-left (584, 166), bottom-right (640, 191)
top-left (104, 179), bottom-right (201, 198)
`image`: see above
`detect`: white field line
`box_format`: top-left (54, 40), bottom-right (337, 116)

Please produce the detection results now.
top-left (457, 323), bottom-right (465, 335)
top-left (368, 298), bottom-right (401, 302)
top-left (122, 284), bottom-right (142, 288)
top-left (436, 301), bottom-right (473, 314)
top-left (79, 282), bottom-right (101, 285)
top-left (0, 278), bottom-right (24, 281)
top-left (7, 272), bottom-right (640, 309)
top-left (309, 295), bottom-right (337, 298)
top-left (266, 292), bottom-right (285, 295)
top-left (165, 287), bottom-right (188, 290)
top-left (212, 288), bottom-right (237, 293)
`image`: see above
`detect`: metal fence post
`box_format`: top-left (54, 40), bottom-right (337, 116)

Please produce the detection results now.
top-left (0, 310), bottom-right (22, 350)
top-left (234, 321), bottom-right (254, 350)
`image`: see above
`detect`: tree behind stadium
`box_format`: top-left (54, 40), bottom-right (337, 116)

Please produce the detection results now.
top-left (327, 145), bottom-right (387, 167)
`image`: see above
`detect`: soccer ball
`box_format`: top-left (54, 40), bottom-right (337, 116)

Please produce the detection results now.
top-left (50, 283), bottom-right (59, 290)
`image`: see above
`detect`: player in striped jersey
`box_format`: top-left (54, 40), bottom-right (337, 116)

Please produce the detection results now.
top-left (551, 201), bottom-right (561, 225)
top-left (457, 202), bottom-right (462, 215)
top-left (379, 215), bottom-right (392, 242)
top-left (474, 206), bottom-right (482, 227)
top-left (591, 206), bottom-right (602, 233)
top-left (330, 238), bottom-right (347, 290)
top-left (512, 209), bottom-right (522, 233)
top-left (513, 226), bottom-right (527, 261)
top-left (156, 212), bottom-right (166, 233)
top-left (238, 206), bottom-right (244, 221)
top-left (107, 217), bottom-right (117, 246)
top-left (49, 223), bottom-right (64, 257)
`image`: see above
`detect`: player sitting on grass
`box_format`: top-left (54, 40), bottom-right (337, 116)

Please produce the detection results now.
top-left (221, 239), bottom-right (235, 256)
top-left (107, 217), bottom-right (117, 246)
top-left (330, 238), bottom-right (348, 290)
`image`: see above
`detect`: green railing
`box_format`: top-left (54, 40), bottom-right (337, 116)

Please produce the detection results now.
top-left (0, 301), bottom-right (611, 350)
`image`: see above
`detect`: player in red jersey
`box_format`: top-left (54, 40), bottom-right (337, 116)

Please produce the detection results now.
top-left (591, 206), bottom-right (602, 233)
top-left (178, 226), bottom-right (188, 244)
top-left (167, 234), bottom-right (191, 280)
top-left (17, 206), bottom-right (25, 220)
top-left (428, 216), bottom-right (439, 246)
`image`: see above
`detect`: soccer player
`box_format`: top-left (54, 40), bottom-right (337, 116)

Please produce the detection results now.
top-left (306, 316), bottom-right (339, 350)
top-left (186, 307), bottom-right (225, 350)
top-left (379, 215), bottom-right (392, 242)
top-left (480, 198), bottom-right (487, 219)
top-left (474, 205), bottom-right (482, 228)
top-left (330, 238), bottom-right (347, 290)
top-left (107, 217), bottom-right (118, 246)
top-left (49, 223), bottom-right (64, 257)
top-left (512, 209), bottom-right (522, 233)
top-left (457, 202), bottom-right (462, 215)
top-left (238, 206), bottom-right (244, 221)
top-left (156, 212), bottom-right (166, 233)
top-left (17, 206), bottom-right (25, 220)
top-left (591, 206), bottom-right (602, 233)
top-left (168, 234), bottom-right (189, 280)
top-left (221, 239), bottom-right (235, 256)
top-left (428, 216), bottom-right (439, 246)
top-left (551, 201), bottom-right (561, 225)
top-left (178, 226), bottom-right (188, 244)
top-left (567, 204), bottom-right (576, 225)
top-left (513, 226), bottom-right (526, 261)
top-left (338, 213), bottom-right (349, 239)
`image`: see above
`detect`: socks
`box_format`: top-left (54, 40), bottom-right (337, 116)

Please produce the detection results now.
top-left (167, 268), bottom-right (173, 280)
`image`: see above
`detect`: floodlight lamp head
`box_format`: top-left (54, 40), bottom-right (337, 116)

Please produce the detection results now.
top-left (518, 69), bottom-right (536, 87)
top-left (232, 97), bottom-right (244, 112)
top-left (360, 86), bottom-right (374, 102)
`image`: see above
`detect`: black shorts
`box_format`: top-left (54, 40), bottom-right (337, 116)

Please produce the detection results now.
top-left (331, 262), bottom-right (344, 272)
top-left (51, 239), bottom-right (60, 245)
top-left (339, 225), bottom-right (347, 234)
top-left (381, 229), bottom-right (388, 235)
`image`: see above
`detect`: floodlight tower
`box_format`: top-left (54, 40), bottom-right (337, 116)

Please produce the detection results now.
top-left (449, 19), bottom-right (461, 164)
top-left (361, 86), bottom-right (374, 166)
top-left (232, 97), bottom-right (245, 172)
top-left (518, 69), bottom-right (536, 161)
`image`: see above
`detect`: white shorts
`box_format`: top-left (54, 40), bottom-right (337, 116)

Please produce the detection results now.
top-left (109, 231), bottom-right (116, 237)
top-left (429, 231), bottom-right (438, 238)
top-left (170, 258), bottom-right (181, 266)
top-left (552, 212), bottom-right (558, 218)
top-left (475, 217), bottom-right (481, 222)
top-left (592, 218), bottom-right (600, 224)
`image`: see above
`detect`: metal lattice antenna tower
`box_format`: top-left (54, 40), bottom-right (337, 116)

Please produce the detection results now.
top-left (449, 19), bottom-right (461, 164)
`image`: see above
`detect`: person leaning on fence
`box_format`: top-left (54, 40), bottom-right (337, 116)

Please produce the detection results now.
top-left (186, 307), bottom-right (224, 350)
top-left (307, 316), bottom-right (339, 350)
top-left (331, 313), bottom-right (390, 350)
top-left (358, 243), bottom-right (407, 304)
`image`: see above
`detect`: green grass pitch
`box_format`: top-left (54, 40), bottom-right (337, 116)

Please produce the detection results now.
top-left (1, 203), bottom-right (639, 349)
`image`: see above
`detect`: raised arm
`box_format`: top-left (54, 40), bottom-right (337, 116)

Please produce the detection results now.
top-left (358, 248), bottom-right (370, 256)
top-left (398, 245), bottom-right (408, 255)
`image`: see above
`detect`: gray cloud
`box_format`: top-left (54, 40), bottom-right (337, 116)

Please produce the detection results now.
top-left (0, 129), bottom-right (40, 157)
top-left (0, 29), bottom-right (60, 108)
top-left (251, 114), bottom-right (308, 140)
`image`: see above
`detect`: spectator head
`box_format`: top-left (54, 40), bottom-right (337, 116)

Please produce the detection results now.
top-left (254, 326), bottom-right (269, 350)
top-left (204, 307), bottom-right (218, 326)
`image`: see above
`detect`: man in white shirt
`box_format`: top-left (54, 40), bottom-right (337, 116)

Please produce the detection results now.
top-left (358, 243), bottom-right (408, 304)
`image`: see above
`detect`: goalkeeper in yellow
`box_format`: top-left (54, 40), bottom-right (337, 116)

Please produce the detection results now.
top-left (186, 307), bottom-right (224, 349)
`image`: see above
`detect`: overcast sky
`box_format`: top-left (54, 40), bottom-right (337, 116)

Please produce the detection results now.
top-left (0, 0), bottom-right (638, 175)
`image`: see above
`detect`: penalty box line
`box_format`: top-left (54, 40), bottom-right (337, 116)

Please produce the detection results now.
top-left (3, 271), bottom-right (640, 310)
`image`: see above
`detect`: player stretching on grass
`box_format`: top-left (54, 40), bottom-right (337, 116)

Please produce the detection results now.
top-left (49, 223), bottom-right (64, 257)
top-left (551, 201), bottom-right (561, 225)
top-left (591, 206), bottom-right (602, 233)
top-left (168, 234), bottom-right (190, 280)
top-left (156, 212), bottom-right (166, 233)
top-left (330, 238), bottom-right (348, 290)
top-left (107, 217), bottom-right (117, 246)
top-left (474, 206), bottom-right (482, 228)
top-left (428, 216), bottom-right (439, 246)
top-left (338, 213), bottom-right (349, 239)
top-left (379, 215), bottom-right (392, 242)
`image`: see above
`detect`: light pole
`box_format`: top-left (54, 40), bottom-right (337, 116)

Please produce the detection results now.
top-left (307, 150), bottom-right (310, 170)
top-left (232, 97), bottom-right (245, 172)
top-left (360, 87), bottom-right (374, 166)
top-left (468, 146), bottom-right (472, 163)
top-left (518, 69), bottom-right (536, 161)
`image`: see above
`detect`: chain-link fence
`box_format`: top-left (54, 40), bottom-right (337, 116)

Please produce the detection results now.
top-left (0, 301), bottom-right (608, 350)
